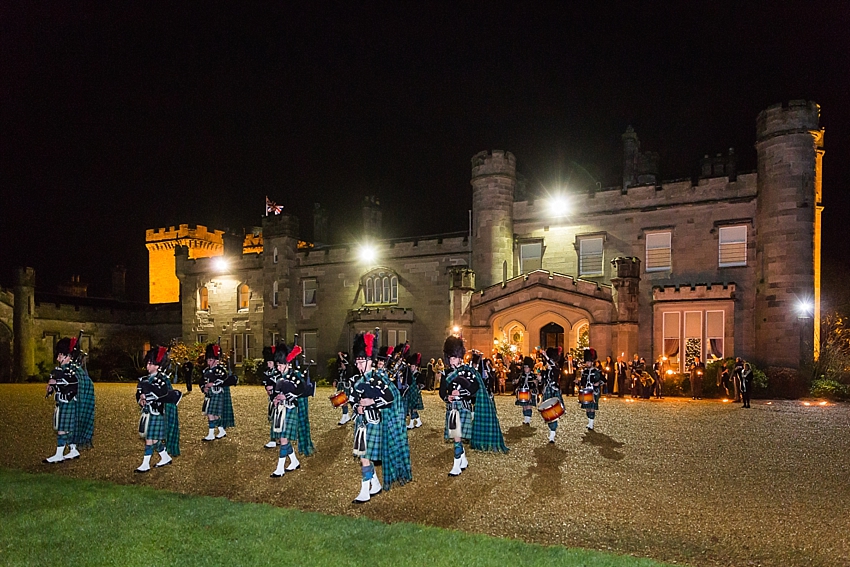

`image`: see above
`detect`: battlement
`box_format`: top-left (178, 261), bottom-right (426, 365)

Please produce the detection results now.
top-left (756, 100), bottom-right (820, 141)
top-left (652, 283), bottom-right (736, 302)
top-left (145, 224), bottom-right (225, 244)
top-left (298, 233), bottom-right (470, 266)
top-left (471, 150), bottom-right (516, 179)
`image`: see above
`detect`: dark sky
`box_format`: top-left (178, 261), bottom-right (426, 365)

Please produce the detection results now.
top-left (2, 2), bottom-right (849, 306)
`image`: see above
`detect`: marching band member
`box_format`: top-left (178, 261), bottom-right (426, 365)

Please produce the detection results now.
top-left (541, 347), bottom-right (565, 443)
top-left (43, 336), bottom-right (96, 463)
top-left (261, 346), bottom-right (280, 448)
top-left (349, 333), bottom-right (411, 503)
top-left (579, 348), bottom-right (605, 430)
top-left (200, 343), bottom-right (236, 441)
top-left (333, 352), bottom-right (354, 425)
top-left (403, 352), bottom-right (425, 429)
top-left (135, 346), bottom-right (181, 473)
top-left (441, 336), bottom-right (508, 477)
top-left (270, 342), bottom-right (304, 477)
top-left (514, 356), bottom-right (539, 425)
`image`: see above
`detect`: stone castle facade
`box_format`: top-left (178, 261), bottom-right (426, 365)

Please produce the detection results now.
top-left (154, 101), bottom-right (823, 375)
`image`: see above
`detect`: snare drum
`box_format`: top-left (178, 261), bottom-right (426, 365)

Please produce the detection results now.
top-left (329, 390), bottom-right (349, 408)
top-left (517, 388), bottom-right (531, 403)
top-left (578, 386), bottom-right (595, 404)
top-left (537, 397), bottom-right (565, 422)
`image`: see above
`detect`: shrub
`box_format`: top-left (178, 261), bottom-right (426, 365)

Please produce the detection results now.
top-left (241, 358), bottom-right (264, 385)
top-left (810, 378), bottom-right (849, 400)
top-left (762, 366), bottom-right (808, 399)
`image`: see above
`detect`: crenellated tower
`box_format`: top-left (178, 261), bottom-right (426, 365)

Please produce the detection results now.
top-left (754, 100), bottom-right (823, 367)
top-left (145, 225), bottom-right (225, 303)
top-left (471, 150), bottom-right (516, 289)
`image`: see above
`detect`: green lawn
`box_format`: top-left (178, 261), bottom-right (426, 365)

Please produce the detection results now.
top-left (0, 468), bottom-right (670, 567)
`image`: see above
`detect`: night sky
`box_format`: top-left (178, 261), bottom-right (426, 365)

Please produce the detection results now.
top-left (2, 3), bottom-right (848, 306)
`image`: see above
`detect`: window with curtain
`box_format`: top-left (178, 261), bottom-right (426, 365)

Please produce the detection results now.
top-left (645, 232), bottom-right (672, 271)
top-left (705, 310), bottom-right (724, 360)
top-left (663, 311), bottom-right (681, 371)
top-left (579, 237), bottom-right (604, 276)
top-left (719, 225), bottom-right (747, 267)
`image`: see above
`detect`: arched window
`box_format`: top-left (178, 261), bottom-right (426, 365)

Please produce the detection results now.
top-left (198, 286), bottom-right (209, 311)
top-left (362, 269), bottom-right (399, 305)
top-left (272, 281), bottom-right (279, 307)
top-left (238, 284), bottom-right (250, 311)
top-left (574, 322), bottom-right (589, 350)
top-left (374, 277), bottom-right (382, 303)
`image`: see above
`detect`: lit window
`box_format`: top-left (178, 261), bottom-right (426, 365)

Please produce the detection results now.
top-left (303, 279), bottom-right (317, 306)
top-left (706, 311), bottom-right (724, 360)
top-left (719, 226), bottom-right (747, 267)
top-left (238, 284), bottom-right (250, 311)
top-left (198, 286), bottom-right (209, 311)
top-left (684, 311), bottom-right (702, 367)
top-left (662, 312), bottom-right (681, 372)
top-left (362, 270), bottom-right (399, 305)
top-left (645, 232), bottom-right (671, 271)
top-left (579, 237), bottom-right (604, 276)
top-left (520, 241), bottom-right (542, 273)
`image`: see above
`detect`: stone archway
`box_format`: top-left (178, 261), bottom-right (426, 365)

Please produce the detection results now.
top-left (540, 322), bottom-right (564, 350)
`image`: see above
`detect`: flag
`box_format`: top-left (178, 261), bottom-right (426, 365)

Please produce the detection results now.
top-left (265, 196), bottom-right (283, 216)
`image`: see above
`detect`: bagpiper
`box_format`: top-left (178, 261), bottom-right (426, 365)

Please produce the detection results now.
top-left (402, 352), bottom-right (425, 429)
top-left (349, 332), bottom-right (411, 503)
top-left (261, 346), bottom-right (280, 448)
top-left (135, 346), bottom-right (181, 473)
top-left (269, 341), bottom-right (304, 477)
top-left (333, 352), bottom-right (355, 426)
top-left (200, 343), bottom-right (236, 441)
top-left (441, 336), bottom-right (508, 477)
top-left (43, 336), bottom-right (95, 463)
top-left (578, 348), bottom-right (605, 430)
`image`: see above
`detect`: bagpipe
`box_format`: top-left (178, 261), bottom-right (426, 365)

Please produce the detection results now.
top-left (292, 334), bottom-right (315, 397)
top-left (46, 329), bottom-right (85, 398)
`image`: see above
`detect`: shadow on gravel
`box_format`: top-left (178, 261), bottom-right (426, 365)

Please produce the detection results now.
top-left (504, 425), bottom-right (537, 443)
top-left (581, 430), bottom-right (625, 460)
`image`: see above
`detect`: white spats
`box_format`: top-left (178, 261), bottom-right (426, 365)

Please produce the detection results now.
top-left (66, 445), bottom-right (80, 460)
top-left (369, 475), bottom-right (382, 495)
top-left (216, 427), bottom-right (227, 439)
top-left (155, 450), bottom-right (172, 467)
top-left (407, 421), bottom-right (415, 429)
top-left (448, 457), bottom-right (463, 477)
top-left (135, 454), bottom-right (151, 473)
top-left (587, 418), bottom-right (594, 430)
top-left (459, 452), bottom-right (468, 470)
top-left (203, 429), bottom-right (215, 441)
top-left (353, 480), bottom-right (371, 503)
top-left (286, 451), bottom-right (300, 471)
top-left (338, 413), bottom-right (351, 426)
top-left (523, 416), bottom-right (531, 425)
top-left (270, 457), bottom-right (286, 478)
top-left (264, 441), bottom-right (277, 449)
top-left (548, 430), bottom-right (556, 443)
top-left (43, 445), bottom-right (66, 464)
top-left (414, 417), bottom-right (422, 428)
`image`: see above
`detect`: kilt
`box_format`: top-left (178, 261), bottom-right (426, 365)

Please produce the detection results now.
top-left (353, 414), bottom-right (382, 461)
top-left (205, 391), bottom-right (225, 417)
top-left (277, 406), bottom-right (298, 440)
top-left (443, 401), bottom-right (472, 440)
top-left (54, 401), bottom-right (77, 432)
top-left (143, 411), bottom-right (167, 441)
top-left (403, 385), bottom-right (424, 411)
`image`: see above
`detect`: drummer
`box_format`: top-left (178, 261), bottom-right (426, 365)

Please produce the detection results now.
top-left (541, 347), bottom-right (565, 443)
top-left (578, 348), bottom-right (605, 430)
top-left (514, 356), bottom-right (539, 426)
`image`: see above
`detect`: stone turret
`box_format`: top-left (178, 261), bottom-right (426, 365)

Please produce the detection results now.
top-left (610, 257), bottom-right (640, 360)
top-left (262, 213), bottom-right (301, 341)
top-left (754, 100), bottom-right (823, 367)
top-left (13, 267), bottom-right (35, 381)
top-left (471, 150), bottom-right (516, 289)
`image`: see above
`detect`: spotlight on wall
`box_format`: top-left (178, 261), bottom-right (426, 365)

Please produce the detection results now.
top-left (797, 299), bottom-right (814, 318)
top-left (358, 244), bottom-right (377, 264)
top-left (548, 195), bottom-right (569, 217)
top-left (212, 257), bottom-right (229, 272)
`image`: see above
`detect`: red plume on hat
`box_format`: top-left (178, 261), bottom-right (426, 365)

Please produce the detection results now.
top-left (363, 333), bottom-right (374, 357)
top-left (386, 345), bottom-right (394, 356)
top-left (156, 346), bottom-right (168, 365)
top-left (213, 345), bottom-right (221, 358)
top-left (286, 345), bottom-right (302, 363)
top-left (69, 337), bottom-right (78, 353)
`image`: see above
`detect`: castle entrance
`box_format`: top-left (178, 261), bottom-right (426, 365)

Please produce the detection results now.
top-left (539, 322), bottom-right (564, 350)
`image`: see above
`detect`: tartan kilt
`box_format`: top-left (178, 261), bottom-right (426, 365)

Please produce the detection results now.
top-left (353, 415), bottom-right (382, 461)
top-left (205, 391), bottom-right (225, 417)
top-left (443, 402), bottom-right (472, 440)
top-left (403, 385), bottom-right (424, 411)
top-left (144, 412), bottom-right (167, 441)
top-left (280, 406), bottom-right (298, 439)
top-left (54, 401), bottom-right (77, 432)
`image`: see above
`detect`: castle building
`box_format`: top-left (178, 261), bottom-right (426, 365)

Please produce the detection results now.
top-left (158, 101), bottom-right (822, 374)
